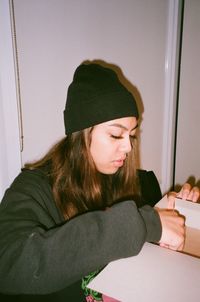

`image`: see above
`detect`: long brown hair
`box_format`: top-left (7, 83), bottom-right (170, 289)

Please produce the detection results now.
top-left (25, 128), bottom-right (139, 220)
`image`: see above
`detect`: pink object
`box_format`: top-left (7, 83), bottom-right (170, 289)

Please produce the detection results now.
top-left (102, 294), bottom-right (120, 302)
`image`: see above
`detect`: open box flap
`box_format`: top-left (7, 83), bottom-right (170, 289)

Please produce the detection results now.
top-left (88, 242), bottom-right (200, 302)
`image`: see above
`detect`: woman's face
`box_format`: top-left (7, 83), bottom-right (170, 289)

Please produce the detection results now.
top-left (90, 116), bottom-right (138, 174)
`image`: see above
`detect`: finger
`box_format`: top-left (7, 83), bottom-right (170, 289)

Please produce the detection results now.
top-left (193, 187), bottom-right (200, 202)
top-left (177, 215), bottom-right (185, 227)
top-left (159, 243), bottom-right (169, 249)
top-left (177, 183), bottom-right (191, 200)
top-left (187, 186), bottom-right (200, 202)
top-left (177, 241), bottom-right (185, 251)
top-left (168, 233), bottom-right (185, 251)
top-left (167, 191), bottom-right (177, 209)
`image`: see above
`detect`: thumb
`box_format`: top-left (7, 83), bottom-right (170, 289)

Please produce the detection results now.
top-left (167, 192), bottom-right (177, 209)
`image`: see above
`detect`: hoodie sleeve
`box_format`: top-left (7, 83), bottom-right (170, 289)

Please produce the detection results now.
top-left (0, 170), bottom-right (161, 295)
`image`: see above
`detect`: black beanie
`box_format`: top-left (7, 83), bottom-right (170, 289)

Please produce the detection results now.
top-left (64, 63), bottom-right (139, 134)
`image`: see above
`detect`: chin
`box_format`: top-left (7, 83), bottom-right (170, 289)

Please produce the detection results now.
top-left (99, 168), bottom-right (119, 175)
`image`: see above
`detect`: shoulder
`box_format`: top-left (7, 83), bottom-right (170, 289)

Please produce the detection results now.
top-left (1, 168), bottom-right (52, 207)
top-left (1, 168), bottom-right (63, 225)
top-left (11, 168), bottom-right (50, 190)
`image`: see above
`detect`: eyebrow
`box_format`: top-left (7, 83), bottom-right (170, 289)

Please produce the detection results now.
top-left (108, 123), bottom-right (138, 131)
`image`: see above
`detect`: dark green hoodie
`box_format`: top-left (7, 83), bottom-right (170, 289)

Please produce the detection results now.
top-left (0, 169), bottom-right (161, 301)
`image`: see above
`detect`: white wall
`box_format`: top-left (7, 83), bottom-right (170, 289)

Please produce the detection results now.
top-left (175, 0), bottom-right (200, 187)
top-left (0, 0), bottom-right (21, 200)
top-left (1, 0), bottom-right (186, 199)
top-left (12, 0), bottom-right (179, 193)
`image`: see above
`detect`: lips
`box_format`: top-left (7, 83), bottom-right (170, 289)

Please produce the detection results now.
top-left (113, 157), bottom-right (126, 168)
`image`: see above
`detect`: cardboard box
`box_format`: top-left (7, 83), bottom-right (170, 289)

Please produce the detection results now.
top-left (156, 196), bottom-right (200, 258)
top-left (88, 196), bottom-right (200, 301)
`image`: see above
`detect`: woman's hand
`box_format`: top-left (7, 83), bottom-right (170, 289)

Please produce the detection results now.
top-left (155, 208), bottom-right (185, 251)
top-left (167, 183), bottom-right (199, 209)
top-left (156, 183), bottom-right (199, 251)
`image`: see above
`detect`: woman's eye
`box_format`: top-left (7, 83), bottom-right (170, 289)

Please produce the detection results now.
top-left (110, 135), bottom-right (123, 139)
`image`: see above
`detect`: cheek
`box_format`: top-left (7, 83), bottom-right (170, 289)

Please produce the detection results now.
top-left (90, 138), bottom-right (107, 161)
top-left (90, 137), bottom-right (120, 174)
top-left (90, 136), bottom-right (114, 164)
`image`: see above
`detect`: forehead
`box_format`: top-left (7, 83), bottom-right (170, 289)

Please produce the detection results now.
top-left (98, 116), bottom-right (138, 130)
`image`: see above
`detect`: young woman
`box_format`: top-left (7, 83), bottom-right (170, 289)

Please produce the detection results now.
top-left (0, 63), bottom-right (199, 301)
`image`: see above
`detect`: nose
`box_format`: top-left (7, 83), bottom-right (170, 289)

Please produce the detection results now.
top-left (119, 136), bottom-right (132, 154)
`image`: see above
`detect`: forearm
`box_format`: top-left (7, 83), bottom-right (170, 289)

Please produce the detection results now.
top-left (0, 200), bottom-right (148, 294)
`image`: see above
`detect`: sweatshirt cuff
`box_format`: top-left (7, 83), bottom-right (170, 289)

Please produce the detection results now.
top-left (139, 205), bottom-right (162, 243)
